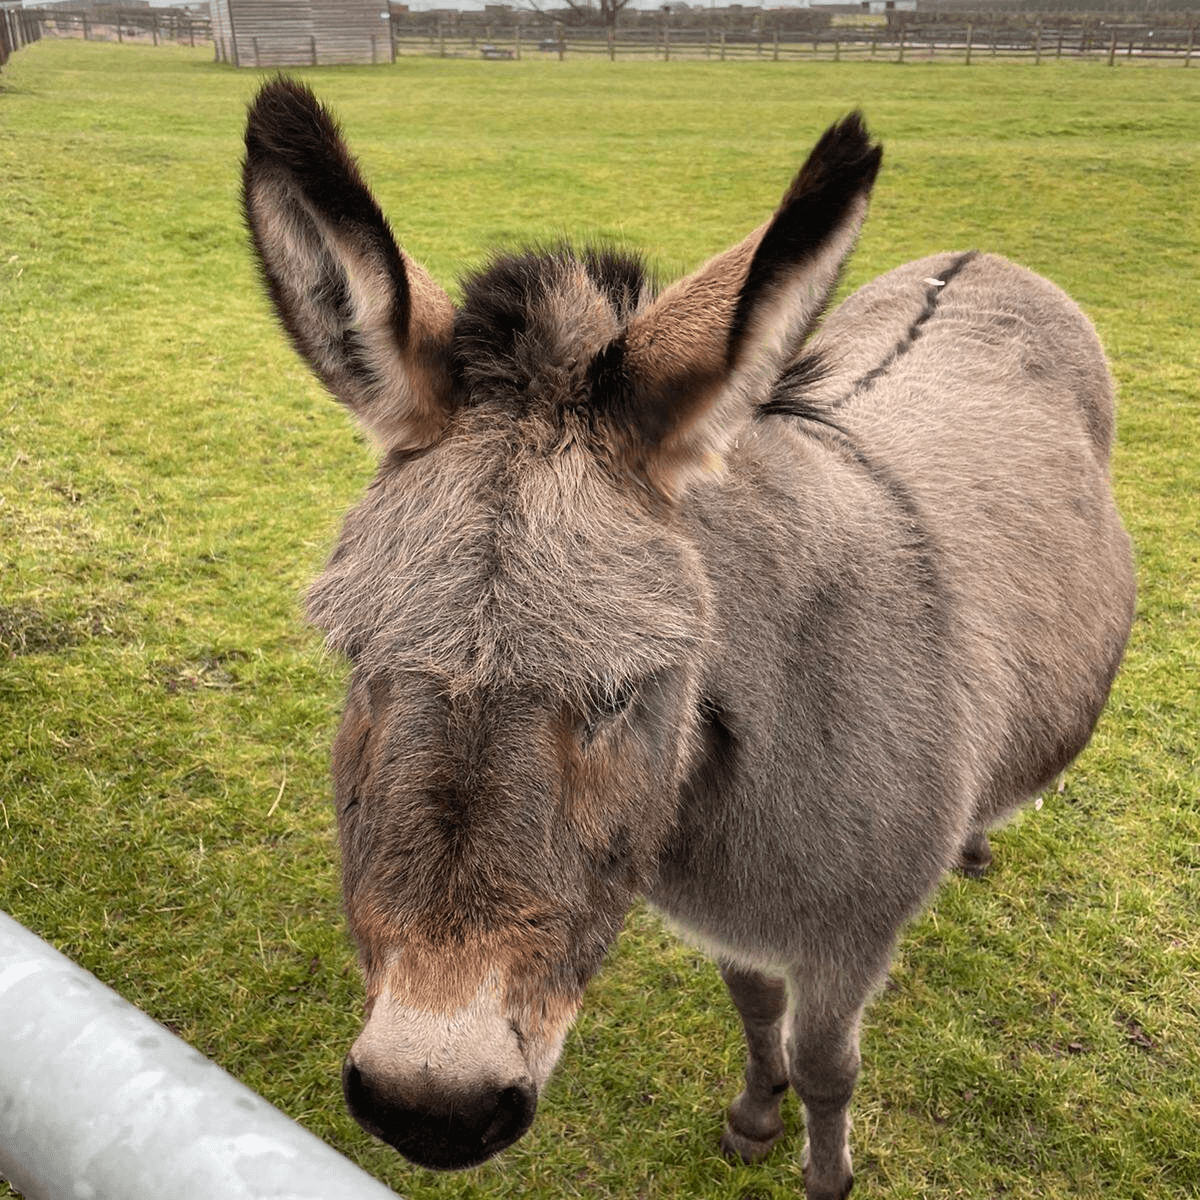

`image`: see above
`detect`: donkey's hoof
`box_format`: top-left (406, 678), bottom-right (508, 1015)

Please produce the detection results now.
top-left (721, 1118), bottom-right (785, 1164)
top-left (805, 1170), bottom-right (854, 1200)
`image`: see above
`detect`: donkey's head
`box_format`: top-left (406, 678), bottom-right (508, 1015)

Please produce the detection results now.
top-left (243, 78), bottom-right (880, 1170)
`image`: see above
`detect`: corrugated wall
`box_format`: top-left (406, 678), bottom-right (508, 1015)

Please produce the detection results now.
top-left (224, 0), bottom-right (389, 67)
top-left (210, 0), bottom-right (237, 62)
top-left (313, 0), bottom-right (390, 63)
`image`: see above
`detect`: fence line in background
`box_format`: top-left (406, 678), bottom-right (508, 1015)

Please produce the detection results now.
top-left (0, 910), bottom-right (401, 1200)
top-left (9, 9), bottom-right (1198, 67)
top-left (392, 20), bottom-right (1196, 65)
top-left (21, 7), bottom-right (211, 49)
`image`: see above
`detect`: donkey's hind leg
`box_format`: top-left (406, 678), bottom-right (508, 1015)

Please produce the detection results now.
top-left (719, 961), bottom-right (790, 1163)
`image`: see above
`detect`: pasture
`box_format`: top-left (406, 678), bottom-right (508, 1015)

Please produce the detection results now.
top-left (1, 37), bottom-right (1197, 1200)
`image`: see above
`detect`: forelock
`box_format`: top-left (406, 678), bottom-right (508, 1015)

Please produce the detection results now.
top-left (306, 423), bottom-right (702, 693)
top-left (451, 247), bottom-right (650, 418)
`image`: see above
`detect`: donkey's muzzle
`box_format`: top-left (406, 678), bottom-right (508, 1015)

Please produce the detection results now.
top-left (343, 1058), bottom-right (537, 1169)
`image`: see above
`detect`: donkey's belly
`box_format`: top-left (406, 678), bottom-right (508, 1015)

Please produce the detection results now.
top-left (648, 744), bottom-right (974, 968)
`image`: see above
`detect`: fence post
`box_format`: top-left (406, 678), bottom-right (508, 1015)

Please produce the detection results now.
top-left (514, 25), bottom-right (520, 58)
top-left (1034, 19), bottom-right (1042, 64)
top-left (310, 33), bottom-right (317, 64)
top-left (774, 29), bottom-right (779, 60)
top-left (1185, 25), bottom-right (1194, 66)
top-left (1107, 28), bottom-right (1116, 66)
top-left (965, 22), bottom-right (972, 64)
top-left (720, 29), bottom-right (726, 60)
top-left (117, 13), bottom-right (123, 43)
top-left (608, 27), bottom-right (615, 60)
top-left (252, 34), bottom-right (259, 66)
top-left (897, 17), bottom-right (905, 62)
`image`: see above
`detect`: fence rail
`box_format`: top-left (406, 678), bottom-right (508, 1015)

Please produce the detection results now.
top-left (0, 910), bottom-right (401, 1200)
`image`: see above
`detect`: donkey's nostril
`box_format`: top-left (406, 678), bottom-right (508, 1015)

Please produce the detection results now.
top-left (481, 1082), bottom-right (537, 1152)
top-left (342, 1060), bottom-right (372, 1115)
top-left (342, 1056), bottom-right (537, 1169)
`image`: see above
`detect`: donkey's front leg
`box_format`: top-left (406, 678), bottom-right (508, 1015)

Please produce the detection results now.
top-left (786, 988), bottom-right (867, 1200)
top-left (719, 961), bottom-right (790, 1163)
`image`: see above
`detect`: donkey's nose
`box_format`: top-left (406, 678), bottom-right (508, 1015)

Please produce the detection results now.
top-left (343, 1058), bottom-right (537, 1169)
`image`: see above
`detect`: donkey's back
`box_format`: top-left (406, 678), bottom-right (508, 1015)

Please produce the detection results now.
top-left (819, 251), bottom-right (1134, 834)
top-left (655, 248), bottom-right (1134, 962)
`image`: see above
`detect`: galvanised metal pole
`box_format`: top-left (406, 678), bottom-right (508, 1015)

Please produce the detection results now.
top-left (0, 910), bottom-right (401, 1200)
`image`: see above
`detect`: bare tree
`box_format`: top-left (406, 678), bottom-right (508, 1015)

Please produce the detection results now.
top-left (525, 0), bottom-right (633, 31)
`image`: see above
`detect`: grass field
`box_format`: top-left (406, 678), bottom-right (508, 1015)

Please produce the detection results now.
top-left (1, 37), bottom-right (1198, 1200)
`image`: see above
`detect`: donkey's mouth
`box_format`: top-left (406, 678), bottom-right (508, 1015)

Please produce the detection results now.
top-left (342, 1059), bottom-right (537, 1169)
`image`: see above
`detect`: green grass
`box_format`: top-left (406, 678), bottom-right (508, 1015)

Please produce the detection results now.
top-left (2, 38), bottom-right (1198, 1200)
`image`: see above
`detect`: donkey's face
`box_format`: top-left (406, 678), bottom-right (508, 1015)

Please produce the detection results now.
top-left (243, 79), bottom-right (880, 1169)
top-left (317, 415), bottom-right (710, 1166)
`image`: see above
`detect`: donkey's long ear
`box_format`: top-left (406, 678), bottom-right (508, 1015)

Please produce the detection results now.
top-left (243, 78), bottom-right (454, 451)
top-left (597, 113), bottom-right (881, 498)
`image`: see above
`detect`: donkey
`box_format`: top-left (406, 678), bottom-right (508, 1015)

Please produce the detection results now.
top-left (243, 80), bottom-right (1135, 1199)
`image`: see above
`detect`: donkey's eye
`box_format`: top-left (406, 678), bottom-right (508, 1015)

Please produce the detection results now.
top-left (595, 679), bottom-right (637, 721)
top-left (581, 678), bottom-right (638, 746)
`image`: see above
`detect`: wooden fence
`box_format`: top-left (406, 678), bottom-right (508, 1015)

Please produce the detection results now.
top-left (1, 6), bottom-right (43, 69)
top-left (23, 8), bottom-right (212, 49)
top-left (9, 9), bottom-right (1198, 68)
top-left (392, 20), bottom-right (1197, 65)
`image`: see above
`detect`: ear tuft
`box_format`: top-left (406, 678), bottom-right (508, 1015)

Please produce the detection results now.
top-left (728, 111), bottom-right (882, 371)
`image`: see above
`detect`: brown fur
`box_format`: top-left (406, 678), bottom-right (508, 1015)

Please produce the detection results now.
top-left (243, 82), bottom-right (1134, 1197)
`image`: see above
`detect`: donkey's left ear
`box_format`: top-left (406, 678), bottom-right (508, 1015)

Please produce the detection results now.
top-left (600, 113), bottom-right (882, 499)
top-left (243, 78), bottom-right (455, 452)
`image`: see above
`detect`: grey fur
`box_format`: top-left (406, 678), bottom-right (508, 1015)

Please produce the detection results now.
top-left (243, 82), bottom-right (1135, 1198)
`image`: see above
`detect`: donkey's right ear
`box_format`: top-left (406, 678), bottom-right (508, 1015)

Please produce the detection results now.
top-left (243, 78), bottom-right (455, 452)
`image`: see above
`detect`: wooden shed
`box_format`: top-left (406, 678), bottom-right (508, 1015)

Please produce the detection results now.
top-left (211, 0), bottom-right (393, 66)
